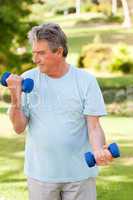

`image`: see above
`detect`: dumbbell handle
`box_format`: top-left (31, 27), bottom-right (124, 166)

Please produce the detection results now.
top-left (85, 143), bottom-right (120, 168)
top-left (0, 71), bottom-right (34, 93)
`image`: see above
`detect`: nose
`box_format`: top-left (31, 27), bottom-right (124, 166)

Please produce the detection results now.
top-left (32, 54), bottom-right (41, 64)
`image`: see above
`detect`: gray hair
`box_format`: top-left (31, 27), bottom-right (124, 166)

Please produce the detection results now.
top-left (28, 23), bottom-right (68, 57)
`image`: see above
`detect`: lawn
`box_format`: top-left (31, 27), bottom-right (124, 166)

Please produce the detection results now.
top-left (0, 10), bottom-right (133, 200)
top-left (97, 116), bottom-right (133, 200)
top-left (0, 113), bottom-right (132, 200)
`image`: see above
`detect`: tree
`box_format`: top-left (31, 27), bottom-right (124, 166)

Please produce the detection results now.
top-left (121, 0), bottom-right (132, 28)
top-left (111, 0), bottom-right (132, 28)
top-left (0, 0), bottom-right (40, 74)
top-left (112, 0), bottom-right (117, 16)
top-left (76, 0), bottom-right (81, 15)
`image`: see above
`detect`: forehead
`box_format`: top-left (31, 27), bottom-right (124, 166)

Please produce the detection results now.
top-left (32, 40), bottom-right (49, 51)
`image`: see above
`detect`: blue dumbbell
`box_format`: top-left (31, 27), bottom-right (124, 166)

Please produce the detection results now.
top-left (0, 71), bottom-right (34, 93)
top-left (85, 143), bottom-right (120, 167)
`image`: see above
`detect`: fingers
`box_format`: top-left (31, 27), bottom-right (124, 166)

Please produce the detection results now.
top-left (94, 150), bottom-right (107, 166)
top-left (6, 74), bottom-right (22, 91)
top-left (94, 148), bottom-right (113, 166)
top-left (6, 75), bottom-right (23, 107)
top-left (103, 149), bottom-right (113, 162)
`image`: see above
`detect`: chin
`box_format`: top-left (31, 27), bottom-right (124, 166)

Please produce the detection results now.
top-left (39, 66), bottom-right (48, 73)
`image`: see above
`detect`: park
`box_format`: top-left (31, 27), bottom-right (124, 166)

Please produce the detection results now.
top-left (0, 1), bottom-right (133, 200)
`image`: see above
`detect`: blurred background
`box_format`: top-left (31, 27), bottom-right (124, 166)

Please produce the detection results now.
top-left (0, 0), bottom-right (133, 200)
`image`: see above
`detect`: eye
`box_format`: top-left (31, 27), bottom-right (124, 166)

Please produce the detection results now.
top-left (39, 51), bottom-right (45, 55)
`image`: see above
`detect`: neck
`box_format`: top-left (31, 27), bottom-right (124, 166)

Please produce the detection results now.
top-left (46, 61), bottom-right (69, 78)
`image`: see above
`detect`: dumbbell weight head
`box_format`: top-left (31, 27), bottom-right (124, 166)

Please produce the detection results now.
top-left (108, 143), bottom-right (120, 158)
top-left (0, 71), bottom-right (11, 86)
top-left (22, 78), bottom-right (34, 93)
top-left (0, 71), bottom-right (34, 93)
top-left (85, 152), bottom-right (96, 168)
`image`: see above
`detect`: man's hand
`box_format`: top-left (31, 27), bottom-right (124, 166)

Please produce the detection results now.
top-left (93, 145), bottom-right (113, 166)
top-left (6, 74), bottom-right (23, 108)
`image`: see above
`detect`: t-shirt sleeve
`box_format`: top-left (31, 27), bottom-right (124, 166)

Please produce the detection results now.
top-left (83, 76), bottom-right (107, 117)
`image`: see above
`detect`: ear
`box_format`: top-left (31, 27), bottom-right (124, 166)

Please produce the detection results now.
top-left (56, 47), bottom-right (64, 57)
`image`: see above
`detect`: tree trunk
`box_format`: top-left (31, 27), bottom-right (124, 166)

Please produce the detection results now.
top-left (121, 0), bottom-right (132, 28)
top-left (76, 0), bottom-right (80, 15)
top-left (112, 0), bottom-right (117, 16)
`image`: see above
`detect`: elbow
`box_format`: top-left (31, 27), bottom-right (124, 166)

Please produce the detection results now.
top-left (14, 126), bottom-right (26, 134)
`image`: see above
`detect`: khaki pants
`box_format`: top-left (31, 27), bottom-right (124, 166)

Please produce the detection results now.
top-left (27, 177), bottom-right (96, 200)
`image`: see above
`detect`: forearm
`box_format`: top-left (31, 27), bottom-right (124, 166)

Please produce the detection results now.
top-left (87, 116), bottom-right (112, 165)
top-left (89, 124), bottom-right (106, 151)
top-left (9, 106), bottom-right (28, 134)
top-left (9, 95), bottom-right (28, 134)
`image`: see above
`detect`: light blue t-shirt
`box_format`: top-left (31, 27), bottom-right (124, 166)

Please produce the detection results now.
top-left (21, 65), bottom-right (107, 183)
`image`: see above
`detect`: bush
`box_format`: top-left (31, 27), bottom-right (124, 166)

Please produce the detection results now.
top-left (81, 2), bottom-right (111, 16)
top-left (55, 9), bottom-right (64, 15)
top-left (91, 4), bottom-right (111, 16)
top-left (77, 43), bottom-right (113, 72)
top-left (77, 43), bottom-right (133, 74)
top-left (82, 3), bottom-right (93, 12)
top-left (109, 44), bottom-right (133, 74)
top-left (67, 6), bottom-right (76, 14)
top-left (55, 6), bottom-right (76, 15)
top-left (106, 15), bottom-right (123, 23)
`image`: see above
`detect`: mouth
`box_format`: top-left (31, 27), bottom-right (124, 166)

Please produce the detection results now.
top-left (38, 64), bottom-right (44, 67)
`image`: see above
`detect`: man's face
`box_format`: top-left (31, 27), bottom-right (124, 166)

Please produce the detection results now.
top-left (32, 40), bottom-right (63, 74)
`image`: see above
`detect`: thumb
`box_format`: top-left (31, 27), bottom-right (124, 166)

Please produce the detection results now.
top-left (103, 144), bottom-right (108, 149)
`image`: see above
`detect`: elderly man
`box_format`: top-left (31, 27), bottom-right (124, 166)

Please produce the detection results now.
top-left (7, 23), bottom-right (112, 200)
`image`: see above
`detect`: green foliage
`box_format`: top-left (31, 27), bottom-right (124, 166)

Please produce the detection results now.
top-left (55, 8), bottom-right (64, 15)
top-left (78, 43), bottom-right (133, 74)
top-left (106, 15), bottom-right (123, 23)
top-left (82, 1), bottom-right (111, 16)
top-left (0, 0), bottom-right (39, 74)
top-left (109, 44), bottom-right (133, 74)
top-left (55, 6), bottom-right (76, 15)
top-left (77, 43), bottom-right (112, 71)
top-left (81, 3), bottom-right (92, 12)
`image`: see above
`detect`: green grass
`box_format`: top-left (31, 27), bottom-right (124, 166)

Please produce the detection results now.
top-left (97, 116), bottom-right (133, 200)
top-left (0, 114), bottom-right (27, 200)
top-left (0, 114), bottom-right (133, 200)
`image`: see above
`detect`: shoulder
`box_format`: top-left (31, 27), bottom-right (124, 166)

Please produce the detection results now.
top-left (72, 65), bottom-right (97, 85)
top-left (21, 67), bottom-right (39, 79)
